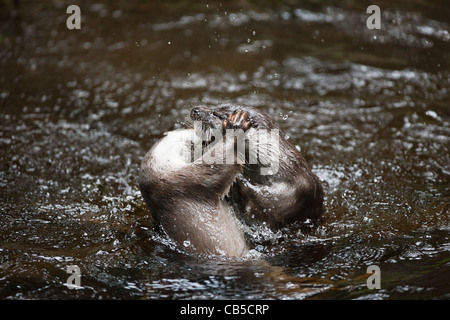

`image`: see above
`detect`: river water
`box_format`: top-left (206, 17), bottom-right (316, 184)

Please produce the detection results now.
top-left (0, 1), bottom-right (449, 300)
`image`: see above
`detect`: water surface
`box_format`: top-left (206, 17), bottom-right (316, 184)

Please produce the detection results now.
top-left (0, 0), bottom-right (449, 300)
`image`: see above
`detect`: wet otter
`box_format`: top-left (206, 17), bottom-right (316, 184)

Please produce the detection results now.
top-left (139, 104), bottom-right (323, 258)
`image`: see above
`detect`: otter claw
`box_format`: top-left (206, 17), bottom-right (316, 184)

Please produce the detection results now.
top-left (223, 110), bottom-right (252, 132)
top-left (235, 110), bottom-right (243, 125)
top-left (242, 121), bottom-right (251, 131)
top-left (237, 111), bottom-right (249, 126)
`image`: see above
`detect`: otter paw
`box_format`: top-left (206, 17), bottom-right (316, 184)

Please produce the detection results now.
top-left (222, 110), bottom-right (252, 131)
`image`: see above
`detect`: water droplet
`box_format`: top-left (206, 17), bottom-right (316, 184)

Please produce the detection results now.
top-left (183, 240), bottom-right (191, 247)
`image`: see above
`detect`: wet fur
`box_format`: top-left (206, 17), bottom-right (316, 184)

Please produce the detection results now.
top-left (139, 104), bottom-right (324, 257)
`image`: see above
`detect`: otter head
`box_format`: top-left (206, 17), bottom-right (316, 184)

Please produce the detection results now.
top-left (189, 105), bottom-right (253, 152)
top-left (189, 105), bottom-right (262, 166)
top-left (189, 104), bottom-right (283, 177)
top-left (190, 105), bottom-right (261, 132)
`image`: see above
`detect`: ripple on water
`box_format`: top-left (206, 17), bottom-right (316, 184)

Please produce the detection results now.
top-left (0, 1), bottom-right (449, 300)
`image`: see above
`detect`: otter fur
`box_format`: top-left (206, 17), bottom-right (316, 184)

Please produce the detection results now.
top-left (139, 104), bottom-right (323, 258)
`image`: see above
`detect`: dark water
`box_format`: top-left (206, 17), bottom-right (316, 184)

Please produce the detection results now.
top-left (0, 0), bottom-right (449, 300)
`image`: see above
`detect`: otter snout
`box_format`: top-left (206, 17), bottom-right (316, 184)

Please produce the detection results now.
top-left (190, 106), bottom-right (212, 121)
top-left (190, 106), bottom-right (224, 129)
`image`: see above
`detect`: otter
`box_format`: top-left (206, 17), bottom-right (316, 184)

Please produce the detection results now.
top-left (139, 104), bottom-right (323, 258)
